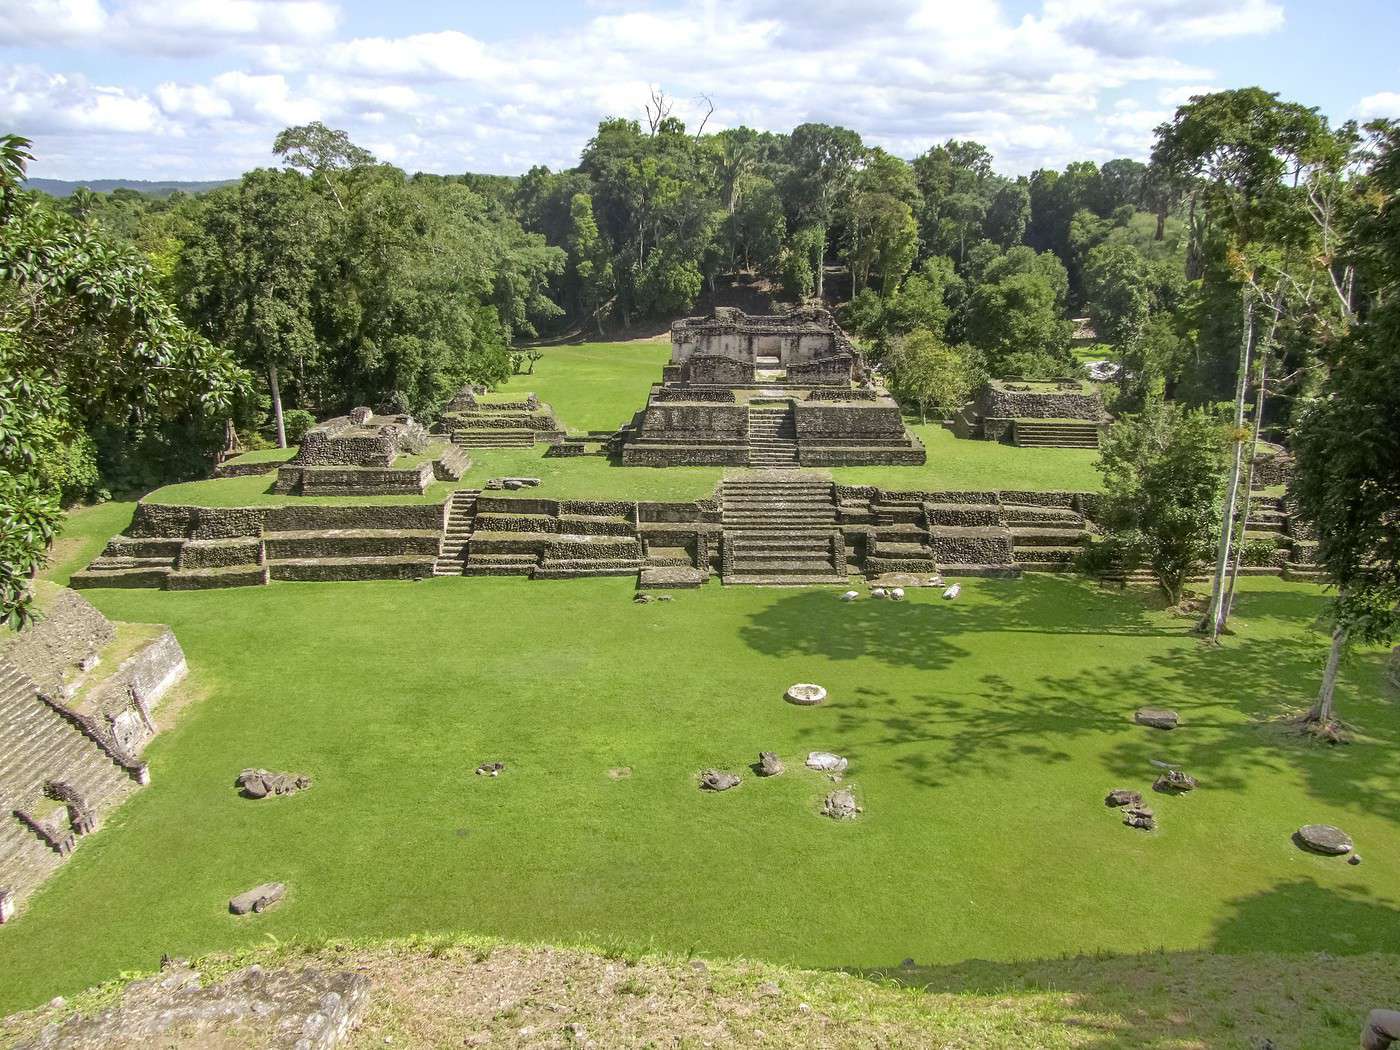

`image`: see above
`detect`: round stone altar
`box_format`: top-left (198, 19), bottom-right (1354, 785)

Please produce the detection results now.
top-left (1296, 824), bottom-right (1353, 855)
top-left (785, 683), bottom-right (827, 706)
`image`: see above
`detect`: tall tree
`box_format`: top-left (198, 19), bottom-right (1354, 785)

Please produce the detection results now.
top-left (1290, 119), bottom-right (1400, 727)
top-left (1152, 88), bottom-right (1337, 640)
top-left (785, 123), bottom-right (864, 300)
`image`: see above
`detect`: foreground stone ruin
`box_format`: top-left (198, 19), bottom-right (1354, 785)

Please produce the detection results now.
top-left (0, 586), bottom-right (186, 920)
top-left (10, 959), bottom-right (368, 1049)
top-left (617, 307), bottom-right (925, 468)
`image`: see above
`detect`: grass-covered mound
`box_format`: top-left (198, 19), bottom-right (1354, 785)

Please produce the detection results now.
top-left (2, 523), bottom-right (1395, 1013)
top-left (3, 934), bottom-right (1394, 1048)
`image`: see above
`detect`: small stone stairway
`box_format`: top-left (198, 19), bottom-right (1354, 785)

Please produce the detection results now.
top-left (0, 661), bottom-right (142, 908)
top-left (1012, 420), bottom-right (1101, 448)
top-left (865, 496), bottom-right (938, 575)
top-left (720, 475), bottom-right (848, 586)
top-left (432, 490), bottom-right (480, 576)
top-left (1004, 503), bottom-right (1090, 571)
top-left (450, 428), bottom-right (536, 449)
top-left (747, 404), bottom-right (799, 468)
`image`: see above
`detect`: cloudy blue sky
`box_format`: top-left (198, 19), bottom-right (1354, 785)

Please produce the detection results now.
top-left (3, 0), bottom-right (1398, 180)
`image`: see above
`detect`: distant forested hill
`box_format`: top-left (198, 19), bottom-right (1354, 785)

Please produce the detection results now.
top-left (24, 177), bottom-right (235, 198)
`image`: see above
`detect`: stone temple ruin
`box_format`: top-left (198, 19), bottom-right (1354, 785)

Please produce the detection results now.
top-left (952, 379), bottom-right (1109, 449)
top-left (617, 307), bottom-right (925, 468)
top-left (0, 585), bottom-right (186, 921)
top-left (274, 408), bottom-right (469, 496)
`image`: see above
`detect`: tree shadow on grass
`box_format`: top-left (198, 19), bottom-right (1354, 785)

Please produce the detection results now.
top-left (746, 577), bottom-right (1399, 814)
top-left (739, 575), bottom-right (1180, 674)
top-left (841, 881), bottom-right (1400, 1048)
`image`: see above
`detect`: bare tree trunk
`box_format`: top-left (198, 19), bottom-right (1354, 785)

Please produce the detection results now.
top-left (269, 363), bottom-right (287, 449)
top-left (815, 225), bottom-right (826, 301)
top-left (1306, 621), bottom-right (1348, 723)
top-left (1220, 287), bottom-right (1284, 632)
top-left (1204, 290), bottom-right (1254, 640)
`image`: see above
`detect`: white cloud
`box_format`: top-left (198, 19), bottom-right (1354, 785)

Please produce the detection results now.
top-left (1358, 91), bottom-right (1400, 120)
top-left (6, 0), bottom-right (1311, 179)
top-left (1, 0), bottom-right (340, 54)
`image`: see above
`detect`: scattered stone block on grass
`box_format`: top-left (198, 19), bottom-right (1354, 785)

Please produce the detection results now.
top-left (475, 762), bottom-right (505, 777)
top-left (1123, 806), bottom-right (1156, 831)
top-left (805, 751), bottom-right (848, 773)
top-left (1134, 707), bottom-right (1180, 730)
top-left (1296, 824), bottom-right (1353, 855)
top-left (1105, 788), bottom-right (1142, 808)
top-left (822, 788), bottom-right (861, 820)
top-left (699, 769), bottom-right (740, 792)
top-left (1152, 769), bottom-right (1197, 794)
top-left (942, 583), bottom-right (961, 600)
top-left (756, 752), bottom-right (784, 777)
top-left (236, 768), bottom-right (312, 799)
top-left (229, 882), bottom-right (286, 915)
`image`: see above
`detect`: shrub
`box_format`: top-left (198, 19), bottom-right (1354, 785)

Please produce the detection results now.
top-left (282, 409), bottom-right (316, 444)
top-left (1240, 537), bottom-right (1281, 567)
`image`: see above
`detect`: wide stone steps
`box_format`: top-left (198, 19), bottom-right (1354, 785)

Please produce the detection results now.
top-left (451, 429), bottom-right (536, 448)
top-left (70, 565), bottom-right (173, 589)
top-left (1012, 421), bottom-right (1101, 448)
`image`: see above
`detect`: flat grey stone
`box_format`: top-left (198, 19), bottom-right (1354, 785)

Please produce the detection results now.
top-left (805, 751), bottom-right (848, 773)
top-left (1296, 824), bottom-right (1353, 855)
top-left (699, 769), bottom-right (740, 791)
top-left (229, 882), bottom-right (285, 915)
top-left (237, 769), bottom-right (311, 799)
top-left (1134, 707), bottom-right (1179, 730)
top-left (1105, 788), bottom-right (1142, 807)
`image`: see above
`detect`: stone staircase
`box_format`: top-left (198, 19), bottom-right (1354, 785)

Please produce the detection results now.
top-left (463, 501), bottom-right (643, 579)
top-left (71, 537), bottom-right (181, 588)
top-left (432, 490), bottom-right (479, 576)
top-left (747, 405), bottom-right (800, 468)
top-left (865, 496), bottom-right (938, 575)
top-left (1004, 503), bottom-right (1090, 571)
top-left (450, 428), bottom-right (537, 449)
top-left (1011, 420), bottom-right (1101, 448)
top-left (720, 475), bottom-right (848, 585)
top-left (0, 661), bottom-right (142, 909)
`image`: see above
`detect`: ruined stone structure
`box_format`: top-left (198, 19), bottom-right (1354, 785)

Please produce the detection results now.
top-left (952, 379), bottom-right (1109, 448)
top-left (73, 467), bottom-right (1326, 591)
top-left (438, 389), bottom-right (565, 450)
top-left (274, 409), bottom-right (469, 496)
top-left (618, 307), bottom-right (925, 468)
top-left (0, 585), bottom-right (186, 920)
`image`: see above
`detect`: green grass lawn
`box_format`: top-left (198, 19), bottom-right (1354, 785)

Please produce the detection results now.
top-left (495, 342), bottom-right (669, 433)
top-left (3, 557), bottom-right (1396, 1014)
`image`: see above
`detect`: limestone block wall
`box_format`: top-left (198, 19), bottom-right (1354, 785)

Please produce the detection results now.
top-left (793, 402), bottom-right (907, 439)
top-left (292, 433), bottom-right (396, 468)
top-left (978, 384), bottom-right (1103, 421)
top-left (640, 402), bottom-right (748, 440)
